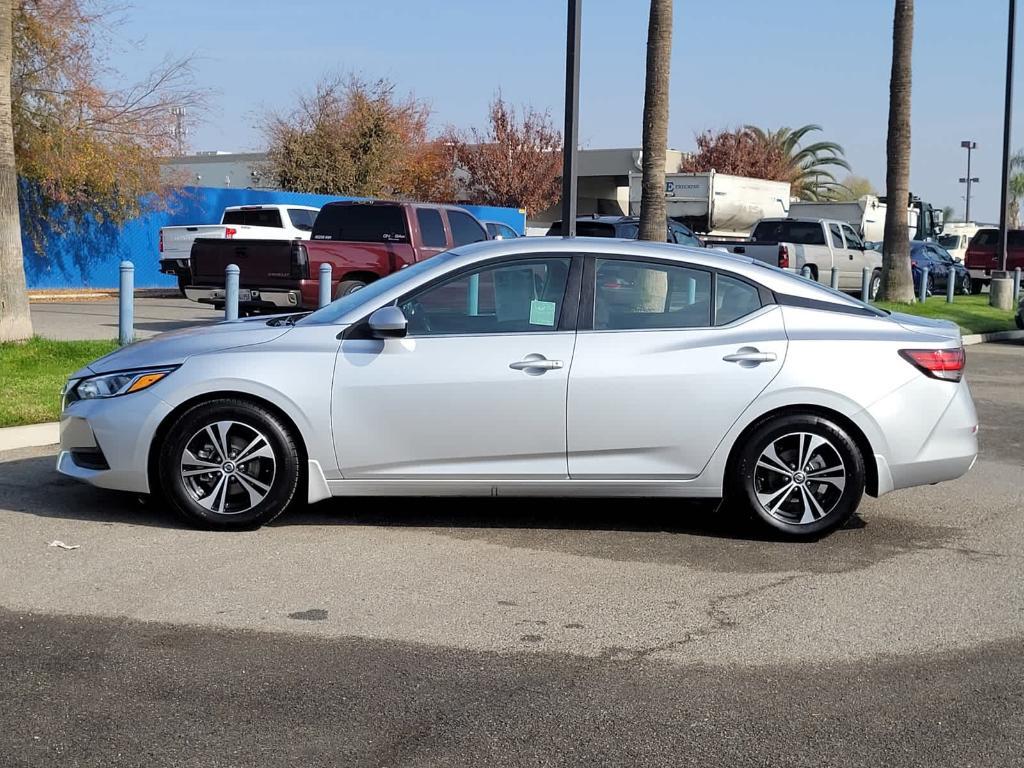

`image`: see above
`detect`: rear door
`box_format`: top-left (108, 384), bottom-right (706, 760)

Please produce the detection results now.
top-left (567, 255), bottom-right (787, 479)
top-left (413, 207), bottom-right (450, 262)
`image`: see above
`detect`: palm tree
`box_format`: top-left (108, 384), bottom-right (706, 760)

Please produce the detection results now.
top-left (744, 124), bottom-right (851, 200)
top-left (638, 0), bottom-right (672, 243)
top-left (1008, 149), bottom-right (1024, 227)
top-left (0, 0), bottom-right (31, 341)
top-left (880, 0), bottom-right (915, 303)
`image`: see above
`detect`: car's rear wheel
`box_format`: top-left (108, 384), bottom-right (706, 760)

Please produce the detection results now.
top-left (334, 279), bottom-right (366, 299)
top-left (971, 278), bottom-right (986, 295)
top-left (158, 399), bottom-right (302, 530)
top-left (729, 414), bottom-right (865, 538)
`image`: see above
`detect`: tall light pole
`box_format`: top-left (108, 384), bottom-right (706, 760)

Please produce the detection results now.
top-left (960, 140), bottom-right (978, 222)
top-left (561, 0), bottom-right (581, 238)
top-left (998, 0), bottom-right (1016, 271)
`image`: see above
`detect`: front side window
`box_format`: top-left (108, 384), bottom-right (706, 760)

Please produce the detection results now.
top-left (447, 210), bottom-right (488, 246)
top-left (841, 225), bottom-right (864, 249)
top-left (592, 259), bottom-right (712, 331)
top-left (416, 208), bottom-right (447, 248)
top-left (829, 224), bottom-right (844, 249)
top-left (400, 257), bottom-right (571, 336)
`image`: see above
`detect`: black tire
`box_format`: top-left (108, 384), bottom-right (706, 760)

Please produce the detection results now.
top-left (868, 270), bottom-right (882, 302)
top-left (957, 273), bottom-right (971, 296)
top-left (971, 278), bottom-right (987, 295)
top-left (176, 273), bottom-right (189, 297)
top-left (728, 413), bottom-right (866, 538)
top-left (334, 279), bottom-right (367, 299)
top-left (925, 275), bottom-right (935, 297)
top-left (157, 398), bottom-right (302, 530)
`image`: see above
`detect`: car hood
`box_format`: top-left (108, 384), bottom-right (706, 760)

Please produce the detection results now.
top-left (74, 317), bottom-right (292, 377)
top-left (888, 311), bottom-right (962, 342)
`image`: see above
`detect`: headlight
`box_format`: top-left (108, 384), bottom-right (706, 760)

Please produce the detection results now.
top-left (67, 367), bottom-right (176, 403)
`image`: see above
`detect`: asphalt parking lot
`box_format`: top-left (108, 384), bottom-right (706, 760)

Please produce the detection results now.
top-left (30, 296), bottom-right (220, 340)
top-left (0, 341), bottom-right (1021, 766)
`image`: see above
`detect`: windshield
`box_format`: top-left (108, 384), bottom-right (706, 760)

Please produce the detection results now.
top-left (297, 251), bottom-right (462, 325)
top-left (937, 234), bottom-right (961, 250)
top-left (749, 259), bottom-right (889, 317)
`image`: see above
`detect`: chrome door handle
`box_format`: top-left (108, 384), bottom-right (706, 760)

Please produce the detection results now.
top-left (510, 354), bottom-right (563, 371)
top-left (723, 350), bottom-right (777, 364)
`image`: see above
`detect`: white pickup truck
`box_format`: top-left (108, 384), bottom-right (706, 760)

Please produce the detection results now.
top-left (706, 217), bottom-right (884, 300)
top-left (159, 204), bottom-right (320, 294)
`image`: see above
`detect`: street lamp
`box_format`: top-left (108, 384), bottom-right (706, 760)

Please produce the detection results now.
top-left (998, 0), bottom-right (1017, 271)
top-left (561, 0), bottom-right (582, 238)
top-left (960, 140), bottom-right (978, 222)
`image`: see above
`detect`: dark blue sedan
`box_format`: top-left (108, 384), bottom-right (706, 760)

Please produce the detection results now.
top-left (911, 241), bottom-right (971, 295)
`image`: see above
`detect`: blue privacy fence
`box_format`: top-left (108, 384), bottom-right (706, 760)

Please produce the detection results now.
top-left (22, 186), bottom-right (527, 289)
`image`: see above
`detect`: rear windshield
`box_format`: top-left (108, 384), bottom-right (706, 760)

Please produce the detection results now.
top-left (751, 221), bottom-right (826, 245)
top-left (222, 208), bottom-right (283, 228)
top-left (969, 229), bottom-right (1024, 248)
top-left (312, 204), bottom-right (409, 243)
top-left (546, 221), bottom-right (627, 238)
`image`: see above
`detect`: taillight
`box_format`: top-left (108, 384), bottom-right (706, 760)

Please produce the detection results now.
top-left (225, 227), bottom-right (237, 239)
top-left (159, 230), bottom-right (163, 253)
top-left (291, 243), bottom-right (309, 280)
top-left (899, 347), bottom-right (966, 382)
top-left (778, 244), bottom-right (789, 269)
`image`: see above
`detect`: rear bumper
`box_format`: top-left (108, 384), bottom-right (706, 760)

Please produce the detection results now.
top-left (967, 268), bottom-right (990, 281)
top-left (184, 286), bottom-right (302, 309)
top-left (160, 258), bottom-right (191, 276)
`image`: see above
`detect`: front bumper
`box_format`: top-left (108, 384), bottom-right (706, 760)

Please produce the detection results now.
top-left (184, 286), bottom-right (302, 310)
top-left (56, 390), bottom-right (172, 495)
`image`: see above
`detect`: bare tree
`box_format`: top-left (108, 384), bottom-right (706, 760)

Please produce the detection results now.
top-left (447, 95), bottom-right (562, 216)
top-left (881, 0), bottom-right (915, 302)
top-left (638, 0), bottom-right (672, 243)
top-left (0, 0), bottom-right (30, 342)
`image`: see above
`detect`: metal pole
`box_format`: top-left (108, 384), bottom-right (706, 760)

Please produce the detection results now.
top-left (946, 271), bottom-right (956, 303)
top-left (560, 0), bottom-right (582, 238)
top-left (966, 143), bottom-right (973, 221)
top-left (225, 263), bottom-right (239, 321)
top-left (861, 267), bottom-right (872, 302)
top-left (999, 0), bottom-right (1017, 272)
top-left (318, 263), bottom-right (332, 308)
top-left (919, 267), bottom-right (930, 303)
top-left (830, 266), bottom-right (840, 289)
top-left (118, 261), bottom-right (134, 346)
top-left (1014, 266), bottom-right (1022, 297)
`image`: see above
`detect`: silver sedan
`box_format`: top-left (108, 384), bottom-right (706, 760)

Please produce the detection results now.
top-left (57, 238), bottom-right (979, 537)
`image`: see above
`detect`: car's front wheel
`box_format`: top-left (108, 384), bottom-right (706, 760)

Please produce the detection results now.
top-left (158, 398), bottom-right (302, 529)
top-left (729, 414), bottom-right (866, 538)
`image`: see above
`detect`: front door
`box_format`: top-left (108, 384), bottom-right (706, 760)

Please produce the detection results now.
top-left (567, 257), bottom-right (787, 479)
top-left (333, 255), bottom-right (579, 479)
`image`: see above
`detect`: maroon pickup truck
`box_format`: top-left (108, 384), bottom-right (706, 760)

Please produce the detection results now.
top-left (185, 200), bottom-right (490, 312)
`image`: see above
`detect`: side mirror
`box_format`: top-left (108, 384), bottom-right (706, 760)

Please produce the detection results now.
top-left (368, 306), bottom-right (408, 339)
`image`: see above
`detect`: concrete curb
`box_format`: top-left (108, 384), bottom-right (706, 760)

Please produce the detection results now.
top-left (0, 422), bottom-right (59, 451)
top-left (962, 329), bottom-right (1024, 346)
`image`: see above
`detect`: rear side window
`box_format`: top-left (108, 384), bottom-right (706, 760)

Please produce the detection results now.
top-left (312, 205), bottom-right (409, 243)
top-left (752, 221), bottom-right (826, 245)
top-left (448, 210), bottom-right (487, 246)
top-left (416, 208), bottom-right (447, 248)
top-left (287, 209), bottom-right (316, 231)
top-left (222, 208), bottom-right (283, 228)
top-left (716, 274), bottom-right (762, 325)
top-left (592, 259), bottom-right (712, 330)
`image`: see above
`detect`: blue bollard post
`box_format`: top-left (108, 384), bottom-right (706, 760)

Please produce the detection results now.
top-left (861, 267), bottom-right (871, 302)
top-left (919, 267), bottom-right (929, 303)
top-left (946, 271), bottom-right (956, 303)
top-left (118, 261), bottom-right (134, 346)
top-left (319, 263), bottom-right (332, 308)
top-left (830, 267), bottom-right (840, 290)
top-left (1014, 267), bottom-right (1022, 299)
top-left (225, 264), bottom-right (239, 321)
top-left (801, 265), bottom-right (812, 280)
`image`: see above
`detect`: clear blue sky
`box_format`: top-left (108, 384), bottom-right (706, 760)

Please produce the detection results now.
top-left (113, 0), bottom-right (1018, 222)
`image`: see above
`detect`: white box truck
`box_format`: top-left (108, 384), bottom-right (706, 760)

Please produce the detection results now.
top-left (628, 170), bottom-right (792, 239)
top-left (788, 194), bottom-right (943, 243)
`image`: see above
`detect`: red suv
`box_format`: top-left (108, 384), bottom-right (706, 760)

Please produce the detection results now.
top-left (965, 228), bottom-right (1024, 293)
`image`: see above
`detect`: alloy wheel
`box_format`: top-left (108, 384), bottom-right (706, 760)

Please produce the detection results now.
top-left (179, 420), bottom-right (276, 515)
top-left (753, 432), bottom-right (847, 525)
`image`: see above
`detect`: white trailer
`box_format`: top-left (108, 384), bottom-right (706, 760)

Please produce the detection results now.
top-left (628, 170), bottom-right (791, 239)
top-left (788, 196), bottom-right (921, 243)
